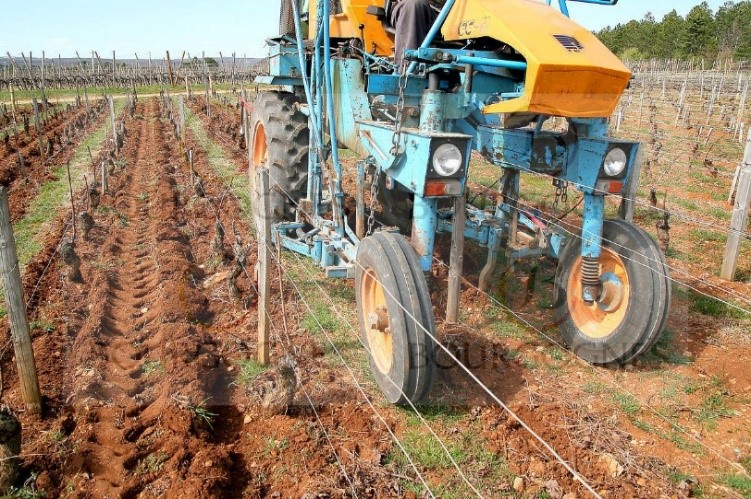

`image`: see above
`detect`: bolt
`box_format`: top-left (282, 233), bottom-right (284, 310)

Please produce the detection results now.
top-left (367, 312), bottom-right (380, 329)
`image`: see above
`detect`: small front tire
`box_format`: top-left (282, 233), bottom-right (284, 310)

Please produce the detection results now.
top-left (554, 220), bottom-right (671, 365)
top-left (355, 231), bottom-right (435, 404)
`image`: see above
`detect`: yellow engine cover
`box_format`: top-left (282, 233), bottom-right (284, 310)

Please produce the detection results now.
top-left (442, 0), bottom-right (631, 117)
top-left (310, 0), bottom-right (395, 56)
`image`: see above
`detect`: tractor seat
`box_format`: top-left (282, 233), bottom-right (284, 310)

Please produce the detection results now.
top-left (366, 0), bottom-right (395, 34)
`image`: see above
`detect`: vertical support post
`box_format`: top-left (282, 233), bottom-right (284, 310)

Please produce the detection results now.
top-left (165, 50), bottom-right (175, 87)
top-left (9, 82), bottom-right (17, 125)
top-left (101, 161), bottom-right (108, 193)
top-left (0, 187), bottom-right (42, 414)
top-left (721, 129), bottom-right (751, 281)
top-left (256, 169), bottom-right (271, 366)
top-left (179, 96), bottom-right (186, 145)
top-left (32, 98), bottom-right (45, 162)
top-left (356, 161), bottom-right (365, 239)
top-left (446, 194), bottom-right (466, 324)
top-left (108, 96), bottom-right (116, 154)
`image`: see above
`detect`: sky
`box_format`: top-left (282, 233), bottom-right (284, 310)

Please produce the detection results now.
top-left (0, 0), bottom-right (731, 60)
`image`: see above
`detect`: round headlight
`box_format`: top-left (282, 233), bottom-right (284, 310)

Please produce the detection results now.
top-left (603, 148), bottom-right (627, 177)
top-left (432, 143), bottom-right (463, 177)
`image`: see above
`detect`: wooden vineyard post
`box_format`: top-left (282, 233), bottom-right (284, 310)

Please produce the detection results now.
top-left (108, 96), bottom-right (117, 154)
top-left (256, 170), bottom-right (271, 366)
top-left (101, 161), bottom-right (108, 193)
top-left (0, 187), bottom-right (42, 414)
top-left (32, 99), bottom-right (45, 162)
top-left (8, 82), bottom-right (17, 125)
top-left (721, 129), bottom-right (751, 281)
top-left (179, 96), bottom-right (186, 145)
top-left (446, 194), bottom-right (466, 324)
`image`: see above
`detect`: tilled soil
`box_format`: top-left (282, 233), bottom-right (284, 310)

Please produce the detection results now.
top-left (0, 94), bottom-right (748, 497)
top-left (1, 99), bottom-right (109, 222)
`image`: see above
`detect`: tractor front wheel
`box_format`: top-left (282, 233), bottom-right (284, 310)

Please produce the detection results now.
top-left (554, 220), bottom-right (671, 365)
top-left (355, 231), bottom-right (435, 404)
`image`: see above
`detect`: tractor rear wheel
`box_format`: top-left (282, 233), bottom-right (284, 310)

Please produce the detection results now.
top-left (249, 91), bottom-right (309, 225)
top-left (279, 0), bottom-right (295, 36)
top-left (355, 231), bottom-right (435, 404)
top-left (554, 220), bottom-right (671, 365)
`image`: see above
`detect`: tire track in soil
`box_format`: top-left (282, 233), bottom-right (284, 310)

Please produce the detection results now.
top-left (62, 97), bottom-right (236, 497)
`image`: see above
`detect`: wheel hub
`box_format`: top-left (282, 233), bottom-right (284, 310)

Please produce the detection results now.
top-left (361, 269), bottom-right (393, 374)
top-left (567, 248), bottom-right (630, 340)
top-left (368, 305), bottom-right (390, 333)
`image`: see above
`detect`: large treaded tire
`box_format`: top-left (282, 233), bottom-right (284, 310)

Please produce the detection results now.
top-left (279, 0), bottom-right (295, 36)
top-left (554, 220), bottom-right (671, 366)
top-left (355, 231), bottom-right (436, 404)
top-left (249, 92), bottom-right (309, 223)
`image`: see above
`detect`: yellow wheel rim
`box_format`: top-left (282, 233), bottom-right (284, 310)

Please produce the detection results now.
top-left (361, 268), bottom-right (393, 374)
top-left (567, 248), bottom-right (630, 339)
top-left (249, 121), bottom-right (267, 195)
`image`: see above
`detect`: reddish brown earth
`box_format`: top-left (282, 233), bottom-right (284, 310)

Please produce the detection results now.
top-left (1, 99), bottom-right (109, 222)
top-left (0, 94), bottom-right (747, 497)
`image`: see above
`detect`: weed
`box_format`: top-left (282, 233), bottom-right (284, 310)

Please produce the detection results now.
top-left (690, 292), bottom-right (749, 319)
top-left (549, 348), bottom-right (564, 361)
top-left (721, 473), bottom-right (751, 494)
top-left (134, 451), bottom-right (169, 475)
top-left (263, 436), bottom-right (289, 455)
top-left (583, 380), bottom-right (607, 395)
top-left (29, 319), bottom-right (55, 333)
top-left (142, 360), bottom-right (164, 376)
top-left (612, 392), bottom-right (640, 415)
top-left (666, 467), bottom-right (693, 485)
top-left (188, 399), bottom-right (218, 430)
top-left (234, 358), bottom-right (268, 386)
top-left (117, 212), bottom-right (130, 228)
top-left (522, 357), bottom-right (538, 370)
top-left (503, 349), bottom-right (520, 361)
top-left (688, 229), bottom-right (726, 244)
top-left (301, 302), bottom-right (342, 334)
top-left (137, 192), bottom-right (149, 202)
top-left (694, 392), bottom-right (733, 430)
top-left (644, 329), bottom-right (693, 365)
top-left (8, 472), bottom-right (46, 498)
top-left (399, 430), bottom-right (466, 469)
top-left (632, 418), bottom-right (653, 432)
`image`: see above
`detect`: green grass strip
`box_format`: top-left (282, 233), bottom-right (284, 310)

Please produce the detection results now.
top-left (183, 99), bottom-right (251, 217)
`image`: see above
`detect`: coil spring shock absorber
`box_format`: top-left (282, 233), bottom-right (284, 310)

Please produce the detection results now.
top-left (581, 256), bottom-right (601, 303)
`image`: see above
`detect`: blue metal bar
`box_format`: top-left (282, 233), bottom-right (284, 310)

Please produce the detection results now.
top-left (412, 196), bottom-right (438, 271)
top-left (453, 55), bottom-right (527, 71)
top-left (290, 0), bottom-right (325, 209)
top-left (322, 0), bottom-right (346, 236)
top-left (558, 0), bottom-right (570, 17)
top-left (312, 6), bottom-right (326, 218)
top-left (581, 193), bottom-right (604, 259)
top-left (406, 0), bottom-right (457, 74)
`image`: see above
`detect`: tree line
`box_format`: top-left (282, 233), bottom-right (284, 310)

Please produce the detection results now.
top-left (596, 1), bottom-right (751, 62)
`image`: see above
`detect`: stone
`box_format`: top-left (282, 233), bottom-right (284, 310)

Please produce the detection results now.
top-left (512, 477), bottom-right (526, 493)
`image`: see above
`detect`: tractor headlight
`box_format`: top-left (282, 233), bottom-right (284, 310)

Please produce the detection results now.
top-left (432, 143), bottom-right (463, 177)
top-left (603, 148), bottom-right (627, 177)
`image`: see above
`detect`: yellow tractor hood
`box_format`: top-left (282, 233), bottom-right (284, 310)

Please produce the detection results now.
top-left (442, 0), bottom-right (631, 117)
